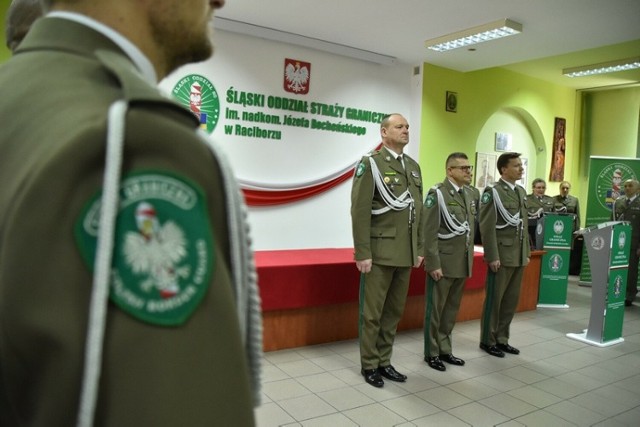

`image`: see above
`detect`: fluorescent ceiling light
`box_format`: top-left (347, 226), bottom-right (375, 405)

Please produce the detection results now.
top-left (425, 18), bottom-right (522, 52)
top-left (213, 17), bottom-right (397, 65)
top-left (562, 57), bottom-right (640, 77)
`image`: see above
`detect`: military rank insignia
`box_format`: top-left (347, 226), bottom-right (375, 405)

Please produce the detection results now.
top-left (74, 171), bottom-right (214, 326)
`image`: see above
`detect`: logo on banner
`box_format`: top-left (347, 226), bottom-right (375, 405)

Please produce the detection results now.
top-left (614, 275), bottom-right (623, 297)
top-left (553, 220), bottom-right (564, 234)
top-left (172, 74), bottom-right (220, 133)
top-left (284, 58), bottom-right (311, 94)
top-left (619, 231), bottom-right (627, 250)
top-left (549, 253), bottom-right (563, 273)
top-left (591, 235), bottom-right (605, 251)
top-left (595, 163), bottom-right (636, 210)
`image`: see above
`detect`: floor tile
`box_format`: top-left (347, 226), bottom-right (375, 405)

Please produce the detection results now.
top-left (254, 280), bottom-right (640, 427)
top-left (342, 403), bottom-right (407, 427)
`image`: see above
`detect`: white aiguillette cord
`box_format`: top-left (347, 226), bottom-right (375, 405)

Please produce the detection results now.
top-left (77, 100), bottom-right (128, 427)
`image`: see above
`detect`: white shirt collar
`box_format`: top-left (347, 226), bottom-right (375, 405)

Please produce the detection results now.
top-left (383, 146), bottom-right (404, 160)
top-left (447, 179), bottom-right (462, 193)
top-left (47, 11), bottom-right (157, 82)
top-left (500, 178), bottom-right (516, 190)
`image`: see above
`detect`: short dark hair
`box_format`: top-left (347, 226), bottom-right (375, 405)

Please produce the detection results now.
top-left (532, 178), bottom-right (546, 188)
top-left (445, 152), bottom-right (468, 167)
top-left (497, 152), bottom-right (521, 175)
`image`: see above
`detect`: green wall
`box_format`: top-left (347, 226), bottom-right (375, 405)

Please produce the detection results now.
top-left (419, 62), bottom-right (640, 227)
top-left (419, 62), bottom-right (579, 197)
top-left (1, 5), bottom-right (10, 63)
top-left (584, 87), bottom-right (640, 159)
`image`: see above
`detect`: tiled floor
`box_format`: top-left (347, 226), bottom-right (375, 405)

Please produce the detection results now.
top-left (255, 277), bottom-right (640, 426)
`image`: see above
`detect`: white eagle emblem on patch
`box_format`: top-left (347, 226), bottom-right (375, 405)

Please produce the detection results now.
top-left (124, 202), bottom-right (190, 299)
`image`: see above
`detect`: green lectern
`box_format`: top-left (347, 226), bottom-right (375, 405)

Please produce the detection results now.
top-left (537, 213), bottom-right (574, 308)
top-left (567, 221), bottom-right (630, 347)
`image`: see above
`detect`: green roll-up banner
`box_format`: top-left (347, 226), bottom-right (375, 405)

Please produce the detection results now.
top-left (567, 221), bottom-right (630, 347)
top-left (537, 214), bottom-right (573, 307)
top-left (580, 157), bottom-right (640, 288)
top-left (603, 224), bottom-right (631, 342)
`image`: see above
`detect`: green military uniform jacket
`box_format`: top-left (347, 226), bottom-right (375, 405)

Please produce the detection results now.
top-left (351, 148), bottom-right (424, 266)
top-left (525, 194), bottom-right (555, 218)
top-left (480, 180), bottom-right (531, 266)
top-left (612, 195), bottom-right (640, 251)
top-left (553, 194), bottom-right (581, 230)
top-left (423, 179), bottom-right (476, 278)
top-left (0, 17), bottom-right (259, 426)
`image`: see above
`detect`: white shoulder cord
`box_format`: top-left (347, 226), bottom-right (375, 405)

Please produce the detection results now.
top-left (368, 156), bottom-right (413, 215)
top-left (77, 100), bottom-right (128, 427)
top-left (198, 130), bottom-right (263, 406)
top-left (528, 207), bottom-right (544, 219)
top-left (492, 187), bottom-right (522, 229)
top-left (76, 104), bottom-right (264, 427)
top-left (435, 188), bottom-right (469, 240)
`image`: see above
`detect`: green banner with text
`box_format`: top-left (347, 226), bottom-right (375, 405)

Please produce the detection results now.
top-left (538, 214), bottom-right (573, 306)
top-left (603, 223), bottom-right (631, 342)
top-left (580, 157), bottom-right (640, 286)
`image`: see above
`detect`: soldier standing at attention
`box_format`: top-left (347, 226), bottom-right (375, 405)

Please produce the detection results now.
top-left (526, 178), bottom-right (555, 249)
top-left (423, 152), bottom-right (476, 371)
top-left (479, 152), bottom-right (530, 358)
top-left (553, 180), bottom-right (581, 232)
top-left (351, 113), bottom-right (424, 387)
top-left (612, 179), bottom-right (640, 307)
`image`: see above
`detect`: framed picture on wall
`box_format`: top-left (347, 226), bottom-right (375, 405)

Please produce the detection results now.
top-left (495, 132), bottom-right (512, 151)
top-left (549, 117), bottom-right (566, 182)
top-left (517, 157), bottom-right (528, 187)
top-left (475, 152), bottom-right (497, 190)
top-left (445, 91), bottom-right (458, 112)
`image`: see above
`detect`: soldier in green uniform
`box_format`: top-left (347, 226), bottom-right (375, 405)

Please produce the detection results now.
top-left (611, 179), bottom-right (640, 306)
top-left (479, 152), bottom-right (530, 358)
top-left (553, 180), bottom-right (581, 232)
top-left (423, 153), bottom-right (476, 371)
top-left (351, 113), bottom-right (424, 387)
top-left (526, 178), bottom-right (555, 249)
top-left (0, 0), bottom-right (262, 426)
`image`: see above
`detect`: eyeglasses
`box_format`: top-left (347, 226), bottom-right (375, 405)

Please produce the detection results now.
top-left (450, 166), bottom-right (473, 172)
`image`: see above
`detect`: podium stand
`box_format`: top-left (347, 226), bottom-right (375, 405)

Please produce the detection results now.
top-left (536, 213), bottom-right (573, 308)
top-left (567, 221), bottom-right (630, 347)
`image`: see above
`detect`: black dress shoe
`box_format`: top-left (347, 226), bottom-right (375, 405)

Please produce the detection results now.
top-left (425, 356), bottom-right (446, 371)
top-left (361, 368), bottom-right (384, 387)
top-left (625, 300), bottom-right (633, 307)
top-left (440, 354), bottom-right (465, 366)
top-left (377, 365), bottom-right (407, 382)
top-left (479, 343), bottom-right (505, 358)
top-left (497, 343), bottom-right (520, 354)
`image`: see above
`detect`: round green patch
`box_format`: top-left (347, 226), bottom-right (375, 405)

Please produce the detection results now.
top-left (356, 162), bottom-right (366, 177)
top-left (74, 171), bottom-right (214, 326)
top-left (425, 194), bottom-right (436, 208)
top-left (481, 191), bottom-right (492, 204)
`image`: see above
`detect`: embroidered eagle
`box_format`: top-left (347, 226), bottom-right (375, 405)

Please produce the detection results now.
top-left (123, 202), bottom-right (190, 298)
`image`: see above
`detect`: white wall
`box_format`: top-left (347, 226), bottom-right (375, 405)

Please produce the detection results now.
top-left (161, 30), bottom-right (416, 250)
